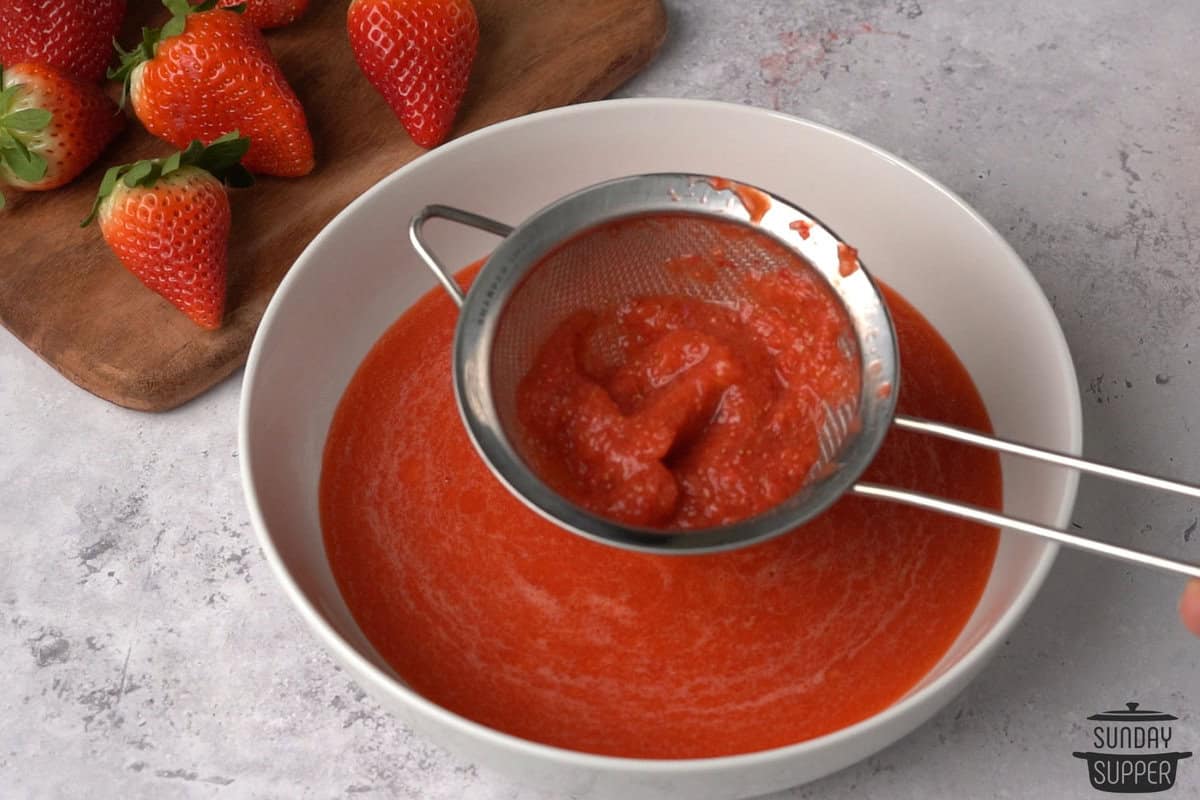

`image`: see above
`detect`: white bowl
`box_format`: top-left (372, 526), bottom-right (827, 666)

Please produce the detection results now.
top-left (239, 99), bottom-right (1082, 799)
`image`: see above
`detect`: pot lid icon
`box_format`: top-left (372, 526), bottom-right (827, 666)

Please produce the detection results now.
top-left (1088, 702), bottom-right (1177, 722)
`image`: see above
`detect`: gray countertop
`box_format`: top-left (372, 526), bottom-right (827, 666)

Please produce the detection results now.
top-left (3, 0), bottom-right (1198, 797)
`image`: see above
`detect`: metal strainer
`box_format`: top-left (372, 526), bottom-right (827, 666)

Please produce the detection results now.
top-left (411, 173), bottom-right (1200, 578)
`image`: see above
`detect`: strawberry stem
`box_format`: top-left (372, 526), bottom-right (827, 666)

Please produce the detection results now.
top-left (81, 132), bottom-right (253, 227)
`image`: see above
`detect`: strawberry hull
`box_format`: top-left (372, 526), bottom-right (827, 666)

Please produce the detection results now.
top-left (0, 62), bottom-right (125, 196)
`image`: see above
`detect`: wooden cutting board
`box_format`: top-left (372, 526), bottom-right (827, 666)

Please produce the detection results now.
top-left (0, 0), bottom-right (666, 411)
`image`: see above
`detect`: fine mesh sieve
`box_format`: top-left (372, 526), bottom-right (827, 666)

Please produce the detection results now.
top-left (411, 173), bottom-right (1200, 577)
top-left (489, 213), bottom-right (867, 502)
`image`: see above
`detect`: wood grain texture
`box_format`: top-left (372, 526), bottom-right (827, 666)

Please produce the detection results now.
top-left (0, 0), bottom-right (667, 411)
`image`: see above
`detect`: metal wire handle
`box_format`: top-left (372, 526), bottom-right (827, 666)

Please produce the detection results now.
top-left (856, 416), bottom-right (1200, 579)
top-left (409, 204), bottom-right (514, 306)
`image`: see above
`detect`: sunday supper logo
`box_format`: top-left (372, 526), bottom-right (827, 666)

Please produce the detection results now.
top-left (1073, 702), bottom-right (1192, 793)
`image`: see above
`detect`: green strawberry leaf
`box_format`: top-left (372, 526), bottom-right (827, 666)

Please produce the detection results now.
top-left (161, 13), bottom-right (187, 39)
top-left (0, 85), bottom-right (22, 118)
top-left (160, 150), bottom-right (182, 176)
top-left (193, 131), bottom-right (251, 174)
top-left (81, 165), bottom-right (125, 227)
top-left (160, 0), bottom-right (223, 37)
top-left (107, 41), bottom-right (131, 81)
top-left (20, 154), bottom-right (47, 183)
top-left (2, 107), bottom-right (51, 132)
top-left (2, 142), bottom-right (47, 183)
top-left (109, 29), bottom-right (159, 105)
top-left (0, 128), bottom-right (15, 150)
top-left (7, 133), bottom-right (31, 161)
top-left (223, 163), bottom-right (254, 188)
top-left (122, 160), bottom-right (156, 187)
top-left (175, 133), bottom-right (255, 185)
top-left (176, 139), bottom-right (206, 165)
top-left (98, 164), bottom-right (122, 197)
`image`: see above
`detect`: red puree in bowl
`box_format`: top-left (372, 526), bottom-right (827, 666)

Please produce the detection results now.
top-left (320, 262), bottom-right (1000, 759)
top-left (516, 252), bottom-right (858, 528)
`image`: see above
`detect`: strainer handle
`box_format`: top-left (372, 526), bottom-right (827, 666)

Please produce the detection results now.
top-left (894, 415), bottom-right (1200, 500)
top-left (851, 483), bottom-right (1200, 579)
top-left (409, 205), bottom-right (515, 307)
top-left (850, 414), bottom-right (1200, 579)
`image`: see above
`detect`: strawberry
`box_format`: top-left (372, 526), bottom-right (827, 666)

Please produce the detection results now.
top-left (0, 0), bottom-right (126, 83)
top-left (217, 0), bottom-right (308, 29)
top-left (82, 133), bottom-right (254, 330)
top-left (347, 0), bottom-right (479, 149)
top-left (111, 0), bottom-right (314, 177)
top-left (0, 62), bottom-right (124, 209)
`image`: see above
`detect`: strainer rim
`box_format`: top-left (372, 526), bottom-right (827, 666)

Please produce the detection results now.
top-left (451, 172), bottom-right (900, 553)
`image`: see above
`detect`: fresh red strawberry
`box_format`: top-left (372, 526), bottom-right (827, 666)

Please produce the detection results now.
top-left (0, 62), bottom-right (124, 208)
top-left (82, 133), bottom-right (254, 330)
top-left (217, 0), bottom-right (308, 29)
top-left (0, 0), bottom-right (126, 83)
top-left (347, 0), bottom-right (479, 149)
top-left (111, 0), bottom-right (313, 177)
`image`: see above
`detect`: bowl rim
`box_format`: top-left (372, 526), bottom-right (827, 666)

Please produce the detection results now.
top-left (239, 97), bottom-right (1083, 773)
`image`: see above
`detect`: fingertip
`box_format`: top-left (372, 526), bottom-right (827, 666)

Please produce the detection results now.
top-left (1180, 580), bottom-right (1200, 637)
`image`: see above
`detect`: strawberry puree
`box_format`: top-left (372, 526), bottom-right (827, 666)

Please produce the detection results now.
top-left (790, 219), bottom-right (813, 239)
top-left (320, 262), bottom-right (1001, 759)
top-left (838, 243), bottom-right (860, 277)
top-left (515, 242), bottom-right (859, 528)
top-left (707, 176), bottom-right (773, 222)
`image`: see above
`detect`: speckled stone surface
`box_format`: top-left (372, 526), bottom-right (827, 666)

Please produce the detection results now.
top-left (3, 1), bottom-right (1199, 797)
